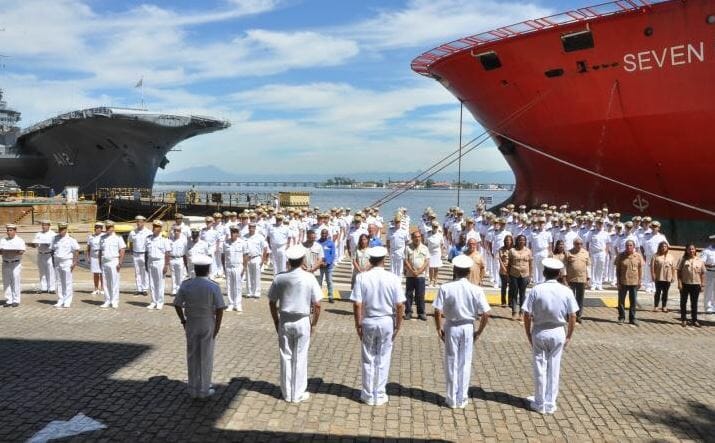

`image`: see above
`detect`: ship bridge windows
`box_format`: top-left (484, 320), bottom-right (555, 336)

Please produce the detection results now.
top-left (561, 30), bottom-right (594, 53)
top-left (473, 50), bottom-right (502, 71)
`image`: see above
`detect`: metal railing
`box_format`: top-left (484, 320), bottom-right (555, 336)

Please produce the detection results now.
top-left (411, 0), bottom-right (672, 77)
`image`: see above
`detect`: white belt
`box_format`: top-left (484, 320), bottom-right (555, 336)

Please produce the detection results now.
top-left (132, 251), bottom-right (145, 255)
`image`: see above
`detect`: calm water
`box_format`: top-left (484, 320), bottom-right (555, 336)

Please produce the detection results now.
top-left (153, 184), bottom-right (511, 220)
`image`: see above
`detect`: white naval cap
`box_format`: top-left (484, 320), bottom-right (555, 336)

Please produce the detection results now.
top-left (452, 255), bottom-right (474, 269)
top-left (709, 234), bottom-right (715, 240)
top-left (367, 246), bottom-right (388, 258)
top-left (542, 258), bottom-right (564, 270)
top-left (191, 254), bottom-right (213, 266)
top-left (286, 245), bottom-right (307, 260)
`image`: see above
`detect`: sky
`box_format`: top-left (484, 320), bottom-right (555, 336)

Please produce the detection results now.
top-left (0, 0), bottom-right (589, 176)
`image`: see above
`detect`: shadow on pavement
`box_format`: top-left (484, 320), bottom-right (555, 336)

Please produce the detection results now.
top-left (469, 387), bottom-right (531, 411)
top-left (636, 401), bottom-right (715, 441)
top-left (323, 308), bottom-right (353, 316)
top-left (0, 339), bottom-right (444, 441)
top-left (308, 377), bottom-right (361, 402)
top-left (387, 382), bottom-right (444, 407)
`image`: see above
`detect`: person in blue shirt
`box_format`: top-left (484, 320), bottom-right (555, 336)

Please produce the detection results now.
top-left (318, 228), bottom-right (336, 303)
top-left (367, 223), bottom-right (383, 247)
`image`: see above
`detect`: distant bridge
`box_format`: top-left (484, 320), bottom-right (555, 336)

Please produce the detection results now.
top-left (155, 181), bottom-right (323, 188)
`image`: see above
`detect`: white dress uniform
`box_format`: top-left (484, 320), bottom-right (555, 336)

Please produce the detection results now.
top-left (1, 235), bottom-right (26, 305)
top-left (522, 277), bottom-right (578, 414)
top-left (50, 233), bottom-right (80, 307)
top-left (224, 238), bottom-right (248, 311)
top-left (350, 266), bottom-right (406, 405)
top-left (588, 229), bottom-right (610, 290)
top-left (530, 229), bottom-right (553, 284)
top-left (174, 274), bottom-right (225, 398)
top-left (491, 230), bottom-right (512, 288)
top-left (563, 229), bottom-right (579, 251)
top-left (87, 233), bottom-right (103, 274)
top-left (187, 237), bottom-right (210, 278)
top-left (100, 233), bottom-right (126, 308)
top-left (128, 227), bottom-right (151, 293)
top-left (701, 243), bottom-right (715, 313)
top-left (34, 230), bottom-right (56, 292)
top-left (387, 226), bottom-right (409, 277)
top-left (245, 233), bottom-right (268, 297)
top-left (433, 277), bottom-right (490, 408)
top-left (644, 232), bottom-right (668, 292)
top-left (267, 266), bottom-right (322, 402)
top-left (169, 236), bottom-right (188, 295)
top-left (169, 223), bottom-right (191, 241)
top-left (213, 223), bottom-right (226, 278)
top-left (268, 224), bottom-right (291, 275)
top-left (426, 231), bottom-right (444, 268)
top-left (145, 234), bottom-right (171, 308)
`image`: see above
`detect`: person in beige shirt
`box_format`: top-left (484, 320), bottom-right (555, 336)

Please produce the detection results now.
top-left (508, 234), bottom-right (533, 321)
top-left (650, 241), bottom-right (675, 312)
top-left (464, 238), bottom-right (486, 286)
top-left (677, 243), bottom-right (705, 327)
top-left (615, 240), bottom-right (643, 325)
top-left (565, 238), bottom-right (591, 323)
top-left (498, 235), bottom-right (514, 307)
top-left (404, 231), bottom-right (429, 321)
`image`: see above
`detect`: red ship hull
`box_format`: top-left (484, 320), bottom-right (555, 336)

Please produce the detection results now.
top-left (412, 0), bottom-right (715, 242)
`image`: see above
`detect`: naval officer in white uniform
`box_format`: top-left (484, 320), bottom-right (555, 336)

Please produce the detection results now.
top-left (145, 220), bottom-right (171, 310)
top-left (98, 221), bottom-right (126, 309)
top-left (522, 258), bottom-right (578, 415)
top-left (50, 222), bottom-right (80, 308)
top-left (268, 245), bottom-right (323, 403)
top-left (128, 215), bottom-right (151, 295)
top-left (174, 254), bottom-right (225, 399)
top-left (433, 255), bottom-right (491, 409)
top-left (31, 220), bottom-right (56, 293)
top-left (223, 226), bottom-right (248, 312)
top-left (1, 224), bottom-right (26, 307)
top-left (350, 246), bottom-right (406, 406)
top-left (168, 225), bottom-right (188, 295)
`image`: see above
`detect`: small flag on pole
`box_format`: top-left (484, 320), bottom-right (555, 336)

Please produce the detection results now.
top-left (134, 77), bottom-right (143, 88)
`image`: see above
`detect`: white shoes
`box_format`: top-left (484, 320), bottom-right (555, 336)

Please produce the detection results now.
top-left (235, 306), bottom-right (243, 312)
top-left (147, 303), bottom-right (156, 309)
top-left (100, 302), bottom-right (110, 308)
top-left (293, 392), bottom-right (310, 403)
top-left (226, 305), bottom-right (234, 312)
top-left (111, 303), bottom-right (118, 309)
top-left (156, 304), bottom-right (163, 310)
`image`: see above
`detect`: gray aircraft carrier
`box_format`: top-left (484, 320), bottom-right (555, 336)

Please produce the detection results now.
top-left (0, 89), bottom-right (229, 193)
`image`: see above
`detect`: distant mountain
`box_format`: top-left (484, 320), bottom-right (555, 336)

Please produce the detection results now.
top-left (156, 165), bottom-right (515, 184)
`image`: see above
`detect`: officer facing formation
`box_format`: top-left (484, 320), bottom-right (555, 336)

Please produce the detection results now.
top-left (350, 246), bottom-right (405, 406)
top-left (522, 258), bottom-right (578, 415)
top-left (50, 222), bottom-right (80, 309)
top-left (433, 255), bottom-right (491, 409)
top-left (1, 224), bottom-right (25, 307)
top-left (30, 220), bottom-right (55, 293)
top-left (98, 221), bottom-right (126, 309)
top-left (173, 254), bottom-right (225, 399)
top-left (267, 245), bottom-right (323, 403)
top-left (145, 220), bottom-right (171, 310)
top-left (128, 215), bottom-right (151, 295)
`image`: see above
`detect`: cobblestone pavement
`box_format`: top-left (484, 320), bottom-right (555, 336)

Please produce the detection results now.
top-left (2, 251), bottom-right (714, 441)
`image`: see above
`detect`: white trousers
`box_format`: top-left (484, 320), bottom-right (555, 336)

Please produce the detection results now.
top-left (147, 259), bottom-right (165, 306)
top-left (2, 261), bottom-right (21, 304)
top-left (170, 258), bottom-right (186, 295)
top-left (37, 253), bottom-right (55, 291)
top-left (590, 251), bottom-right (607, 289)
top-left (444, 322), bottom-right (474, 408)
top-left (484, 251), bottom-right (493, 282)
top-left (279, 315), bottom-right (311, 402)
top-left (247, 258), bottom-right (262, 297)
top-left (389, 253), bottom-right (404, 277)
top-left (185, 315), bottom-right (216, 398)
top-left (132, 253), bottom-right (149, 292)
top-left (491, 252), bottom-right (501, 287)
top-left (213, 242), bottom-right (224, 277)
top-left (272, 245), bottom-right (287, 275)
top-left (607, 253), bottom-right (618, 284)
top-left (704, 270), bottom-right (715, 312)
top-left (533, 251), bottom-right (549, 284)
top-left (531, 327), bottom-right (565, 414)
top-left (102, 259), bottom-right (120, 306)
top-left (226, 265), bottom-right (244, 308)
top-left (360, 316), bottom-right (394, 404)
top-left (55, 259), bottom-right (74, 307)
top-left (643, 254), bottom-right (654, 291)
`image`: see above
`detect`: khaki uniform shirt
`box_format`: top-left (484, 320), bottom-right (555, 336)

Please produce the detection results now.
top-left (651, 253), bottom-right (675, 282)
top-left (405, 243), bottom-right (429, 278)
top-left (616, 252), bottom-right (643, 286)
top-left (677, 256), bottom-right (705, 285)
top-left (498, 248), bottom-right (510, 276)
top-left (565, 249), bottom-right (591, 283)
top-left (508, 247), bottom-right (532, 278)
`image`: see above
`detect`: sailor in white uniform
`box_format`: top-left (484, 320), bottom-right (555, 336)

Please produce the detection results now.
top-left (168, 213), bottom-right (191, 240)
top-left (99, 221), bottom-right (126, 309)
top-left (50, 222), bottom-right (80, 308)
top-left (386, 214), bottom-right (409, 277)
top-left (268, 245), bottom-right (322, 403)
top-left (701, 234), bottom-right (715, 313)
top-left (588, 219), bottom-right (610, 291)
top-left (31, 220), bottom-right (56, 293)
top-left (174, 254), bottom-right (225, 399)
top-left (87, 222), bottom-right (105, 296)
top-left (245, 222), bottom-right (269, 298)
top-left (187, 227), bottom-right (209, 279)
top-left (223, 226), bottom-right (248, 312)
top-left (522, 258), bottom-right (578, 415)
top-left (1, 224), bottom-right (26, 307)
top-left (433, 255), bottom-right (491, 409)
top-left (530, 218), bottom-right (553, 285)
top-left (350, 246), bottom-right (406, 406)
top-left (128, 215), bottom-right (151, 295)
top-left (268, 214), bottom-right (291, 275)
top-left (145, 220), bottom-right (171, 310)
top-left (168, 225), bottom-right (188, 295)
